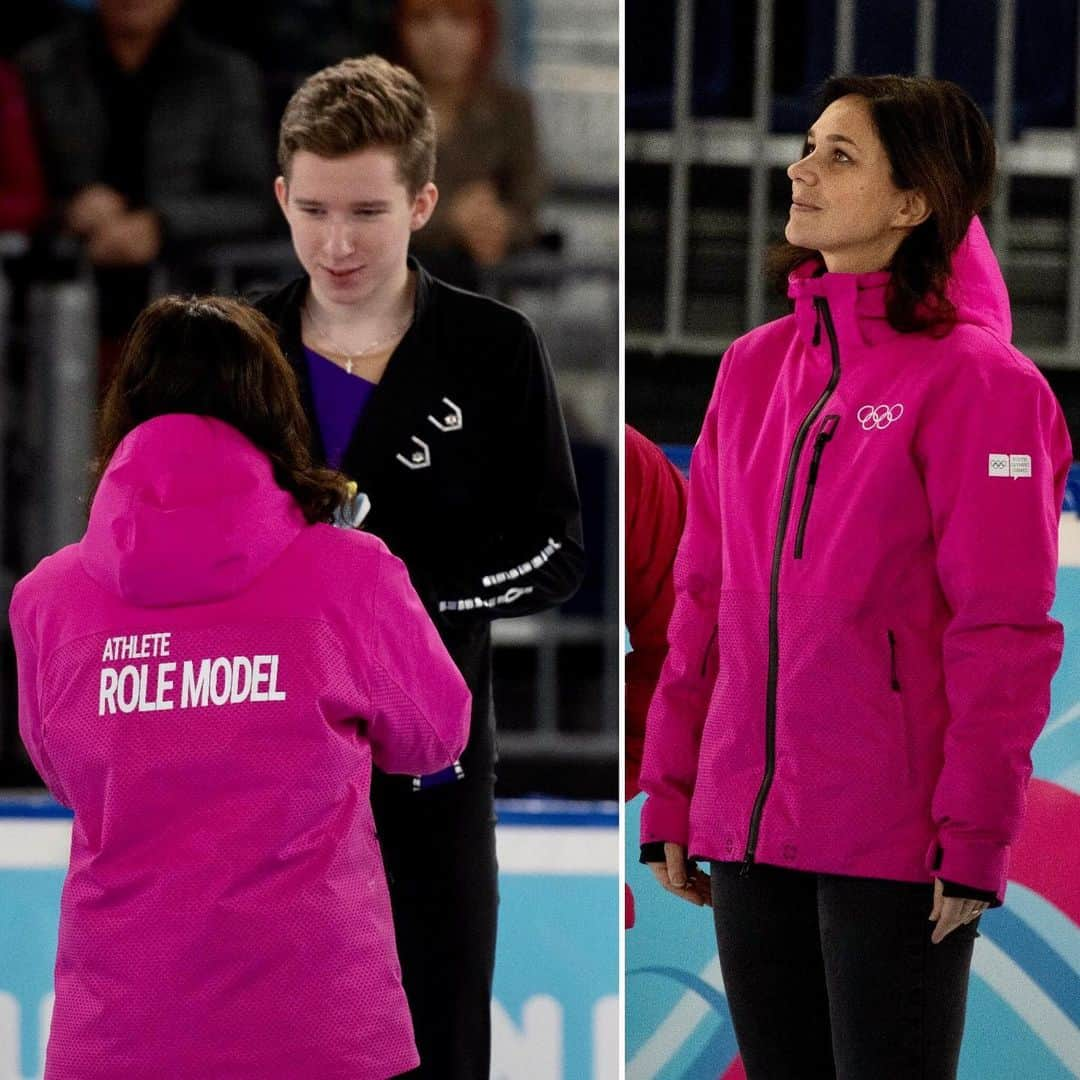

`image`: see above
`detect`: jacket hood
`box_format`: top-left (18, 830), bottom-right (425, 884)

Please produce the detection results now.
top-left (80, 414), bottom-right (307, 607)
top-left (788, 215), bottom-right (1012, 348)
top-left (944, 214), bottom-right (1012, 340)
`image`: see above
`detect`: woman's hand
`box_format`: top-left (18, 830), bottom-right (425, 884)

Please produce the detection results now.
top-left (929, 877), bottom-right (988, 943)
top-left (86, 209), bottom-right (162, 267)
top-left (646, 842), bottom-right (713, 907)
top-left (66, 183), bottom-right (127, 236)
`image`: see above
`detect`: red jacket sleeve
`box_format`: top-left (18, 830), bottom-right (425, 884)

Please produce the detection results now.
top-left (0, 62), bottom-right (46, 233)
top-left (625, 425), bottom-right (687, 799)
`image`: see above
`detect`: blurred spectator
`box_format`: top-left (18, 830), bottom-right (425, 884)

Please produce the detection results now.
top-left (396, 0), bottom-right (544, 288)
top-left (17, 0), bottom-right (273, 345)
top-left (0, 1), bottom-right (69, 61)
top-left (624, 424), bottom-right (686, 801)
top-left (0, 62), bottom-right (47, 234)
top-left (185, 0), bottom-right (394, 141)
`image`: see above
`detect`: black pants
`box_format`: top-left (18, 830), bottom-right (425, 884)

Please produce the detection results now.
top-left (372, 766), bottom-right (498, 1080)
top-left (710, 862), bottom-right (979, 1080)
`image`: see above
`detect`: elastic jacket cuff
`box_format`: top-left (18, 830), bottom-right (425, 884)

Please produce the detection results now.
top-left (938, 878), bottom-right (1002, 907)
top-left (927, 836), bottom-right (1008, 900)
top-left (640, 841), bottom-right (668, 864)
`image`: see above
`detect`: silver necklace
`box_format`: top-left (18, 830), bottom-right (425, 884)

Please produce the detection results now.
top-left (304, 301), bottom-right (413, 376)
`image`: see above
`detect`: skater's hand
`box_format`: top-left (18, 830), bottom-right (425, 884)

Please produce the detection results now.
top-left (929, 877), bottom-right (987, 944)
top-left (647, 842), bottom-right (712, 907)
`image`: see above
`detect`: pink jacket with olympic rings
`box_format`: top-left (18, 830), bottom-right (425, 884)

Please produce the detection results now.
top-left (639, 217), bottom-right (1072, 900)
top-left (10, 414), bottom-right (470, 1080)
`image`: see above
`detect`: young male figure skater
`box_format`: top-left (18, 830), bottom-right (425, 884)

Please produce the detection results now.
top-left (256, 56), bottom-right (584, 1078)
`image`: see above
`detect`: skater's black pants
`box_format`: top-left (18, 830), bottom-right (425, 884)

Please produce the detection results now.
top-left (373, 765), bottom-right (498, 1080)
top-left (710, 862), bottom-right (979, 1080)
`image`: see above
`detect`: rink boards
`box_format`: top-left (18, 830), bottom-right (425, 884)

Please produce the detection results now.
top-left (0, 798), bottom-right (618, 1080)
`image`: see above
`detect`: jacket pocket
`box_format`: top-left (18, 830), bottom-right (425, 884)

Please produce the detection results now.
top-left (793, 414), bottom-right (840, 559)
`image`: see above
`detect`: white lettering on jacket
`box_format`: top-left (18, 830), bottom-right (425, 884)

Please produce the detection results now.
top-left (101, 632), bottom-right (171, 662)
top-left (98, 653), bottom-right (286, 715)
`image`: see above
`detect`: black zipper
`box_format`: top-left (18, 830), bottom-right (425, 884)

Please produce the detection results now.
top-left (792, 414), bottom-right (840, 559)
top-left (700, 625), bottom-right (718, 678)
top-left (742, 296), bottom-right (842, 874)
top-left (888, 630), bottom-right (901, 691)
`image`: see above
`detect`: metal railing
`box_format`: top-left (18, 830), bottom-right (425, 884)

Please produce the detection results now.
top-left (627, 0), bottom-right (1080, 369)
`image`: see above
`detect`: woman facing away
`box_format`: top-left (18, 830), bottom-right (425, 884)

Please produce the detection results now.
top-left (9, 296), bottom-right (471, 1080)
top-left (639, 75), bottom-right (1072, 1078)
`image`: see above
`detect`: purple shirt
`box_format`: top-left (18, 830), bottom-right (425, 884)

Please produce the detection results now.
top-left (304, 345), bottom-right (377, 469)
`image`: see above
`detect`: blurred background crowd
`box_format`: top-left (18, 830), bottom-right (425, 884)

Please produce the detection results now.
top-left (0, 0), bottom-right (618, 798)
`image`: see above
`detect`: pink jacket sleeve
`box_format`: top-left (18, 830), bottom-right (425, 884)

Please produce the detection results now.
top-left (916, 347), bottom-right (1072, 895)
top-left (363, 548), bottom-right (471, 776)
top-left (638, 355), bottom-right (729, 846)
top-left (9, 589), bottom-right (71, 806)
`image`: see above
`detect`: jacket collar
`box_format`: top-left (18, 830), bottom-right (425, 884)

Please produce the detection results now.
top-left (264, 257), bottom-right (442, 478)
top-left (787, 259), bottom-right (895, 354)
top-left (784, 216), bottom-right (1012, 355)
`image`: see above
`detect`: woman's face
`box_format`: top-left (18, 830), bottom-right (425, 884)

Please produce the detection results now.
top-left (785, 94), bottom-right (927, 274)
top-left (400, 5), bottom-right (484, 90)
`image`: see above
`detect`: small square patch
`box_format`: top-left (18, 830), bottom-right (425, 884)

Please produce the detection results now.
top-left (1009, 454), bottom-right (1032, 478)
top-left (988, 454), bottom-right (1009, 477)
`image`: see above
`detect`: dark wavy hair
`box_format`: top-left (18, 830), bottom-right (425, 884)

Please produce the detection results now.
top-left (770, 74), bottom-right (996, 334)
top-left (91, 295), bottom-right (351, 523)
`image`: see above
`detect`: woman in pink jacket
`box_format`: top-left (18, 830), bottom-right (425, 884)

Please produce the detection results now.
top-left (639, 76), bottom-right (1072, 1078)
top-left (9, 295), bottom-right (471, 1079)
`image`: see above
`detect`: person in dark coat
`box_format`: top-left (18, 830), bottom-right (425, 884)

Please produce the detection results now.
top-left (18, 0), bottom-right (273, 341)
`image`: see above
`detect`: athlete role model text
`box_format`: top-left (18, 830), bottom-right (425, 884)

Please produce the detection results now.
top-left (97, 633), bottom-right (286, 716)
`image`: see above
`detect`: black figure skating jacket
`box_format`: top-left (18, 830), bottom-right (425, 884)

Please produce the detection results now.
top-left (255, 260), bottom-right (585, 779)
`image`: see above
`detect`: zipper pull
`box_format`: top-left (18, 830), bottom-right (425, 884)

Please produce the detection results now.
top-left (807, 414), bottom-right (840, 485)
top-left (812, 298), bottom-right (825, 343)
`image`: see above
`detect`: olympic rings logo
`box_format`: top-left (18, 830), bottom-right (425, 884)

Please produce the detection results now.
top-left (857, 403), bottom-right (904, 430)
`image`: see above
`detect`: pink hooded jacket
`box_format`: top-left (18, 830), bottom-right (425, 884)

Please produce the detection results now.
top-left (639, 218), bottom-right (1071, 900)
top-left (9, 414), bottom-right (471, 1080)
